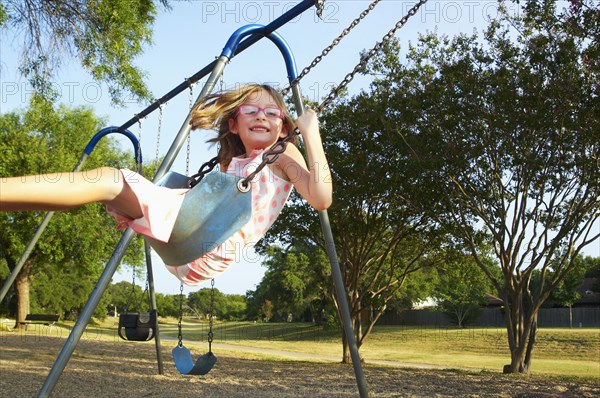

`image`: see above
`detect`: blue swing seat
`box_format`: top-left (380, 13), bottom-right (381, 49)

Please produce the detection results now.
top-left (172, 345), bottom-right (217, 375)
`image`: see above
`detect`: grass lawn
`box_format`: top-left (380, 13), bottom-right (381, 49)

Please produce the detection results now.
top-left (9, 317), bottom-right (598, 381)
top-left (152, 319), bottom-right (599, 380)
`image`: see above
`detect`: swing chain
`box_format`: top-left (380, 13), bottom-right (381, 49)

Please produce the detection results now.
top-left (186, 75), bottom-right (226, 185)
top-left (240, 127), bottom-right (301, 188)
top-left (124, 263), bottom-right (139, 313)
top-left (282, 0), bottom-right (383, 97)
top-left (155, 105), bottom-right (164, 163)
top-left (315, 0), bottom-right (326, 18)
top-left (207, 279), bottom-right (215, 352)
top-left (142, 277), bottom-right (151, 310)
top-left (188, 156), bottom-right (220, 188)
top-left (186, 84), bottom-right (194, 175)
top-left (177, 282), bottom-right (184, 347)
top-left (317, 0), bottom-right (428, 113)
top-left (136, 119), bottom-right (143, 174)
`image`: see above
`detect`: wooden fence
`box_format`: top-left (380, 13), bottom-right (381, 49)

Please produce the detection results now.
top-left (378, 307), bottom-right (600, 328)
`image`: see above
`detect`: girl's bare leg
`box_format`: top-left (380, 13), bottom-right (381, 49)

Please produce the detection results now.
top-left (0, 167), bottom-right (143, 219)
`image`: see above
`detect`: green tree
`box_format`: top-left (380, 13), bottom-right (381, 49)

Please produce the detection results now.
top-left (550, 255), bottom-right (599, 327)
top-left (432, 252), bottom-right (497, 328)
top-left (32, 259), bottom-right (108, 320)
top-left (186, 286), bottom-right (247, 321)
top-left (249, 243), bottom-right (330, 322)
top-left (220, 294), bottom-right (246, 321)
top-left (105, 281), bottom-right (149, 316)
top-left (0, 97), bottom-right (144, 326)
top-left (386, 264), bottom-right (440, 313)
top-left (2, 0), bottom-right (170, 104)
top-left (155, 292), bottom-right (179, 318)
top-left (186, 288), bottom-right (218, 320)
top-left (187, 288), bottom-right (246, 321)
top-left (0, 3), bottom-right (6, 27)
top-left (364, 0), bottom-right (599, 374)
top-left (261, 299), bottom-right (273, 322)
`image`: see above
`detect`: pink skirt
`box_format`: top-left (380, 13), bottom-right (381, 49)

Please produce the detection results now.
top-left (106, 169), bottom-right (187, 243)
top-left (106, 169), bottom-right (240, 286)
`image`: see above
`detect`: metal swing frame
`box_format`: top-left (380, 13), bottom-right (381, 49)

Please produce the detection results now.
top-left (32, 1), bottom-right (369, 397)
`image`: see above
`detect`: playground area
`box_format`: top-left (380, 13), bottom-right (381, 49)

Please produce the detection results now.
top-left (1, 1), bottom-right (599, 397)
top-left (1, 331), bottom-right (598, 397)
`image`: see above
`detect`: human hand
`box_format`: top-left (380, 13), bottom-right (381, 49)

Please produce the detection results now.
top-left (295, 108), bottom-right (320, 140)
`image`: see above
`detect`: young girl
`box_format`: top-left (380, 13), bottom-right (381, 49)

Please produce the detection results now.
top-left (0, 84), bottom-right (332, 285)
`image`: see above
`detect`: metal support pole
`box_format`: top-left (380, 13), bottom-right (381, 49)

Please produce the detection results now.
top-left (290, 84), bottom-right (369, 398)
top-left (0, 210), bottom-right (54, 303)
top-left (145, 241), bottom-right (164, 374)
top-left (318, 210), bottom-right (369, 398)
top-left (38, 229), bottom-right (136, 397)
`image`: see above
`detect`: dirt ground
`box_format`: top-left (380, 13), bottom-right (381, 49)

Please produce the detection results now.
top-left (1, 332), bottom-right (599, 398)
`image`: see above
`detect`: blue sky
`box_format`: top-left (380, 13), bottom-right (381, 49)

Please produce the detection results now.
top-left (3, 1), bottom-right (595, 295)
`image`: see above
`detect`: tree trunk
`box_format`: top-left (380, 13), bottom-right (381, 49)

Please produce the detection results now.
top-left (13, 263), bottom-right (32, 330)
top-left (456, 304), bottom-right (466, 328)
top-left (569, 305), bottom-right (573, 329)
top-left (522, 317), bottom-right (537, 373)
top-left (341, 332), bottom-right (351, 363)
top-left (504, 292), bottom-right (539, 374)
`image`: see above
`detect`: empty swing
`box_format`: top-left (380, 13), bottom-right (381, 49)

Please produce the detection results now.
top-left (118, 259), bottom-right (158, 342)
top-left (172, 279), bottom-right (218, 375)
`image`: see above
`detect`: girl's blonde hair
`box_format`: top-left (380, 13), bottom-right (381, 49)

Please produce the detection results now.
top-left (190, 84), bottom-right (297, 169)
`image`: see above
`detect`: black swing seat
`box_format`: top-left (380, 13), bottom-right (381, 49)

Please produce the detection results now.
top-left (172, 345), bottom-right (217, 375)
top-left (144, 170), bottom-right (252, 266)
top-left (118, 310), bottom-right (157, 342)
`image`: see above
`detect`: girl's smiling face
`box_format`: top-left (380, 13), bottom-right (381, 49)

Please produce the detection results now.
top-left (228, 89), bottom-right (288, 155)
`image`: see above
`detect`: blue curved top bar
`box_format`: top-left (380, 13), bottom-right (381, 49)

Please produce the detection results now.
top-left (221, 24), bottom-right (264, 59)
top-left (84, 126), bottom-right (142, 164)
top-left (221, 24), bottom-right (298, 82)
top-left (265, 31), bottom-right (298, 82)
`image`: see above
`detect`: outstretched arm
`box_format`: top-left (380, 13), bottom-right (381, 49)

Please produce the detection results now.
top-left (276, 109), bottom-right (332, 211)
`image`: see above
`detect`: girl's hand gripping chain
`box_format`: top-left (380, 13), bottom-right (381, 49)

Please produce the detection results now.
top-left (273, 108), bottom-right (332, 211)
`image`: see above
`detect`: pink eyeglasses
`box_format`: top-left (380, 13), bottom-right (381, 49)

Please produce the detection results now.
top-left (236, 105), bottom-right (284, 119)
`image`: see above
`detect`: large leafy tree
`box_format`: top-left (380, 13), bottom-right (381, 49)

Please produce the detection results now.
top-left (0, 97), bottom-right (143, 325)
top-left (365, 0), bottom-right (599, 373)
top-left (1, 0), bottom-right (170, 104)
